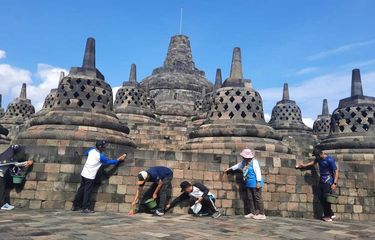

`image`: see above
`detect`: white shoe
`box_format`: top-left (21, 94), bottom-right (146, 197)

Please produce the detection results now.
top-left (155, 210), bottom-right (164, 216)
top-left (1, 203), bottom-right (15, 210)
top-left (331, 215), bottom-right (336, 219)
top-left (253, 214), bottom-right (267, 220)
top-left (244, 213), bottom-right (255, 218)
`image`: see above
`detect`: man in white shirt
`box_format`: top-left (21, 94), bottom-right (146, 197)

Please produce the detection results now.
top-left (72, 140), bottom-right (126, 213)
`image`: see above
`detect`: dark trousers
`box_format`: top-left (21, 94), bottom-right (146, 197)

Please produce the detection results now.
top-left (319, 182), bottom-right (334, 217)
top-left (73, 176), bottom-right (95, 210)
top-left (0, 171), bottom-right (12, 206)
top-left (247, 188), bottom-right (265, 215)
top-left (139, 176), bottom-right (173, 212)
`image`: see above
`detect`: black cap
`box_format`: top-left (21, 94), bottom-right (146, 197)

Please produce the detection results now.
top-left (95, 140), bottom-right (106, 149)
top-left (180, 181), bottom-right (191, 192)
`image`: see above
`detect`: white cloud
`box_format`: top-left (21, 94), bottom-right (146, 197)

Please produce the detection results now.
top-left (1, 63), bottom-right (68, 110)
top-left (302, 118), bottom-right (314, 128)
top-left (0, 64), bottom-right (32, 97)
top-left (26, 64), bottom-right (68, 110)
top-left (0, 50), bottom-right (6, 59)
top-left (264, 113), bottom-right (271, 122)
top-left (112, 86), bottom-right (121, 102)
top-left (307, 39), bottom-right (375, 61)
top-left (259, 70), bottom-right (375, 124)
top-left (295, 67), bottom-right (319, 75)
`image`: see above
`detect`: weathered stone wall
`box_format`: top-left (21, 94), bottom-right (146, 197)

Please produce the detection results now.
top-left (8, 149), bottom-right (374, 221)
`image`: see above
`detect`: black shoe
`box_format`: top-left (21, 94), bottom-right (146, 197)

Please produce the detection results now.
top-left (81, 209), bottom-right (95, 214)
top-left (71, 206), bottom-right (81, 211)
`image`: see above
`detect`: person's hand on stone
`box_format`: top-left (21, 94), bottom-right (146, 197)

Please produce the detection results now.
top-left (26, 160), bottom-right (33, 167)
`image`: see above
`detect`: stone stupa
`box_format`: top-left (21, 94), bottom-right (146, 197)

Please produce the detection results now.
top-left (268, 83), bottom-right (317, 156)
top-left (0, 83), bottom-right (35, 138)
top-left (313, 99), bottom-right (332, 139)
top-left (114, 64), bottom-right (156, 125)
top-left (15, 38), bottom-right (136, 163)
top-left (184, 47), bottom-right (290, 155)
top-left (318, 69), bottom-right (375, 161)
top-left (141, 35), bottom-right (213, 118)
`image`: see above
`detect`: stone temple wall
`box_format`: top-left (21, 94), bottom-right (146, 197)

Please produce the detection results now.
top-left (8, 149), bottom-right (374, 221)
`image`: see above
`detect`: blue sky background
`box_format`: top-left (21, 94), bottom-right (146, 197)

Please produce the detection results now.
top-left (1, 0), bottom-right (375, 126)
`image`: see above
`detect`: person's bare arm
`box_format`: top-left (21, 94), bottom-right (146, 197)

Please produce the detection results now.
top-left (296, 160), bottom-right (315, 168)
top-left (153, 180), bottom-right (163, 199)
top-left (332, 169), bottom-right (339, 190)
top-left (129, 185), bottom-right (143, 214)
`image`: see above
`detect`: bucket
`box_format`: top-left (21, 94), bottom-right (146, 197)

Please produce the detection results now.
top-left (145, 198), bottom-right (157, 209)
top-left (326, 193), bottom-right (338, 204)
top-left (12, 175), bottom-right (25, 184)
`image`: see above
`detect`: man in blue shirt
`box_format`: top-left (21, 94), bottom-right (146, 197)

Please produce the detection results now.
top-left (129, 166), bottom-right (173, 216)
top-left (297, 149), bottom-right (339, 222)
top-left (72, 140), bottom-right (126, 213)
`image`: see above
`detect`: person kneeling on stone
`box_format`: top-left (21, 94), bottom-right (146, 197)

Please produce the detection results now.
top-left (165, 181), bottom-right (221, 218)
top-left (129, 166), bottom-right (173, 216)
top-left (224, 148), bottom-right (266, 220)
top-left (72, 140), bottom-right (126, 214)
top-left (0, 145), bottom-right (33, 210)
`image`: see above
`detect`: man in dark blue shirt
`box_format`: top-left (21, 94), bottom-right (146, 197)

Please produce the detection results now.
top-left (129, 166), bottom-right (173, 216)
top-left (297, 149), bottom-right (339, 222)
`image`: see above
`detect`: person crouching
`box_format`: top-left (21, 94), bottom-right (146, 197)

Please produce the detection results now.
top-left (166, 181), bottom-right (221, 218)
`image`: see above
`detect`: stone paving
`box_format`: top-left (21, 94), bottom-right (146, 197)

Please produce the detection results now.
top-left (0, 210), bottom-right (374, 240)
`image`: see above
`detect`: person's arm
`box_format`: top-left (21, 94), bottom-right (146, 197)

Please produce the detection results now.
top-left (152, 179), bottom-right (164, 199)
top-left (253, 160), bottom-right (262, 189)
top-left (14, 160), bottom-right (33, 167)
top-left (296, 160), bottom-right (315, 169)
top-left (99, 153), bottom-right (125, 165)
top-left (224, 162), bottom-right (243, 173)
top-left (166, 193), bottom-right (190, 211)
top-left (330, 159), bottom-right (339, 190)
top-left (194, 182), bottom-right (209, 199)
top-left (129, 185), bottom-right (143, 215)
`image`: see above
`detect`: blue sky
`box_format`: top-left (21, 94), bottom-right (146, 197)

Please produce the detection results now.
top-left (1, 0), bottom-right (375, 126)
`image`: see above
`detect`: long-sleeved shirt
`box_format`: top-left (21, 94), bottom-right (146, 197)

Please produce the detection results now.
top-left (243, 159), bottom-right (263, 188)
top-left (0, 146), bottom-right (28, 177)
top-left (169, 182), bottom-right (213, 209)
top-left (81, 147), bottom-right (119, 180)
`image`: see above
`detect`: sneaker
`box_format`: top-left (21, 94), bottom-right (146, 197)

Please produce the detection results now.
top-left (212, 211), bottom-right (221, 218)
top-left (71, 206), bottom-right (81, 211)
top-left (323, 217), bottom-right (332, 222)
top-left (1, 203), bottom-right (15, 210)
top-left (253, 214), bottom-right (267, 220)
top-left (331, 215), bottom-right (336, 219)
top-left (244, 213), bottom-right (255, 219)
top-left (155, 210), bottom-right (164, 216)
top-left (81, 209), bottom-right (95, 214)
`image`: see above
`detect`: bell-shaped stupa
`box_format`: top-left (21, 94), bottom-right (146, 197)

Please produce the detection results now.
top-left (184, 48), bottom-right (290, 155)
top-left (313, 99), bottom-right (331, 139)
top-left (15, 38), bottom-right (136, 163)
top-left (318, 69), bottom-right (375, 161)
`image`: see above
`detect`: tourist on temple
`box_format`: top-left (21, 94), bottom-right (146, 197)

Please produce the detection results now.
top-left (224, 148), bottom-right (266, 220)
top-left (296, 149), bottom-right (339, 222)
top-left (165, 181), bottom-right (221, 218)
top-left (0, 145), bottom-right (33, 210)
top-left (72, 140), bottom-right (126, 214)
top-left (129, 166), bottom-right (173, 216)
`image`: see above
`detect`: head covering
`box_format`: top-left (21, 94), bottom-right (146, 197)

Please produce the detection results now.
top-left (95, 140), bottom-right (106, 149)
top-left (180, 181), bottom-right (191, 192)
top-left (137, 171), bottom-right (148, 185)
top-left (240, 149), bottom-right (254, 159)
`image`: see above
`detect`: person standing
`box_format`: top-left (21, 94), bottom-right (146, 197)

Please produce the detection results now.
top-left (296, 149), bottom-right (339, 222)
top-left (224, 148), bottom-right (266, 220)
top-left (72, 140), bottom-right (126, 213)
top-left (0, 145), bottom-right (33, 210)
top-left (129, 166), bottom-right (173, 216)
